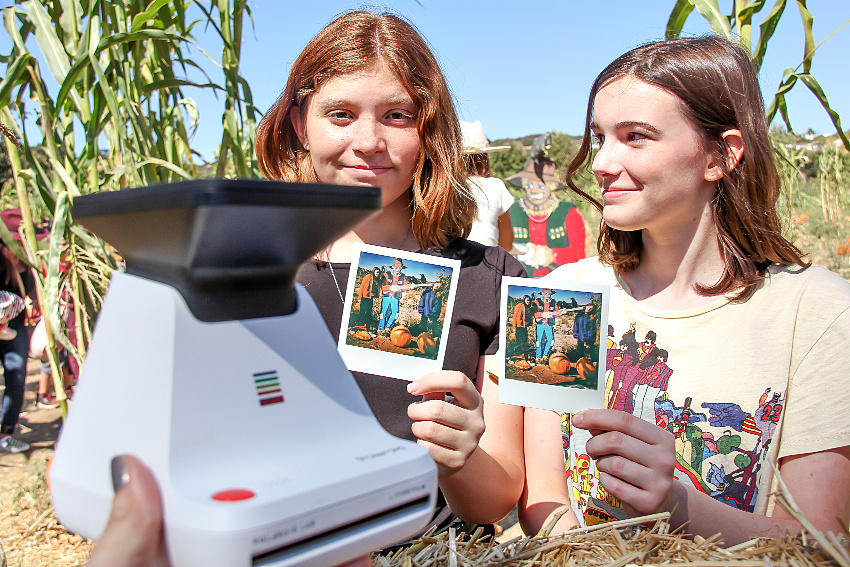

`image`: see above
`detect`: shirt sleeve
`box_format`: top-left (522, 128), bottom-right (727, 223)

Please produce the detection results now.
top-left (495, 178), bottom-right (515, 216)
top-left (779, 303), bottom-right (850, 459)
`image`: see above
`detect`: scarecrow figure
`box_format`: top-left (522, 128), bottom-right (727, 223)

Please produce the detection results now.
top-left (507, 133), bottom-right (586, 276)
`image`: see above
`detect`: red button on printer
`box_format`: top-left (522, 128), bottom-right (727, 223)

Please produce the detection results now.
top-left (212, 488), bottom-right (255, 501)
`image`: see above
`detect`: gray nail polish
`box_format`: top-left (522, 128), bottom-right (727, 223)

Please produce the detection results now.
top-left (111, 456), bottom-right (130, 492)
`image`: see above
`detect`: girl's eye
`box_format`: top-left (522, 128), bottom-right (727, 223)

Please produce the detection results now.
top-left (327, 110), bottom-right (353, 121)
top-left (627, 132), bottom-right (649, 143)
top-left (386, 110), bottom-right (416, 123)
top-left (592, 132), bottom-right (604, 145)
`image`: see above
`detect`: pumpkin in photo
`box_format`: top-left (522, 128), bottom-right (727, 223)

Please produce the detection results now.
top-left (549, 352), bottom-right (571, 375)
top-left (390, 326), bottom-right (412, 347)
top-left (574, 356), bottom-right (597, 379)
top-left (416, 331), bottom-right (437, 355)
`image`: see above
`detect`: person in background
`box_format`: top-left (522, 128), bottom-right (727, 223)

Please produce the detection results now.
top-left (0, 208), bottom-right (47, 453)
top-left (461, 120), bottom-right (515, 250)
top-left (30, 316), bottom-right (76, 408)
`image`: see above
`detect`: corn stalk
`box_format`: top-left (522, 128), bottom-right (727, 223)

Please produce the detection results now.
top-left (666, 0), bottom-right (850, 151)
top-left (0, 0), bottom-right (259, 415)
top-left (816, 144), bottom-right (849, 223)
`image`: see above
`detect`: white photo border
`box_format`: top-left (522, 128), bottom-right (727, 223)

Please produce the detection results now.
top-left (498, 276), bottom-right (610, 414)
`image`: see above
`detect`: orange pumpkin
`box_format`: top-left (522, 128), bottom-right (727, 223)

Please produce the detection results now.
top-left (416, 331), bottom-right (437, 355)
top-left (390, 326), bottom-right (412, 347)
top-left (549, 352), bottom-right (571, 374)
top-left (574, 357), bottom-right (597, 379)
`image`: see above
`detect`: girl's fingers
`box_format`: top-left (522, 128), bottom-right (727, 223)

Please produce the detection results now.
top-left (572, 408), bottom-right (676, 516)
top-left (584, 426), bottom-right (676, 471)
top-left (408, 371), bottom-right (481, 410)
top-left (407, 371), bottom-right (485, 473)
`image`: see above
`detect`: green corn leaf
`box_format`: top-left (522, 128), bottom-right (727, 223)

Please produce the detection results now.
top-left (49, 157), bottom-right (81, 197)
top-left (0, 52), bottom-right (31, 107)
top-left (3, 6), bottom-right (28, 54)
top-left (752, 0), bottom-right (787, 69)
top-left (55, 29), bottom-right (183, 111)
top-left (141, 78), bottom-right (221, 95)
top-left (23, 0), bottom-right (71, 83)
top-left (796, 73), bottom-right (849, 150)
top-left (795, 0), bottom-right (814, 73)
top-left (130, 0), bottom-right (173, 33)
top-left (43, 192), bottom-right (67, 347)
top-left (766, 68), bottom-right (798, 124)
top-left (689, 0), bottom-right (733, 40)
top-left (135, 157), bottom-right (194, 179)
top-left (736, 0), bottom-right (768, 21)
top-left (57, 0), bottom-right (83, 57)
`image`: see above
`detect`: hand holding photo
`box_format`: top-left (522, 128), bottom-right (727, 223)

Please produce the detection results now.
top-left (337, 244), bottom-right (460, 381)
top-left (498, 277), bottom-right (609, 414)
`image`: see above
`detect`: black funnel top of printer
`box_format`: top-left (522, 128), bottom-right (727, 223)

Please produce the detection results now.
top-left (73, 179), bottom-right (381, 322)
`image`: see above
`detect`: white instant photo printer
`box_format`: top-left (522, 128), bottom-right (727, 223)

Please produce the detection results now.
top-left (50, 180), bottom-right (437, 567)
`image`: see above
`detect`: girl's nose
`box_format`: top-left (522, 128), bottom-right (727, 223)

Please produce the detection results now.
top-left (351, 118), bottom-right (386, 154)
top-left (591, 139), bottom-right (617, 178)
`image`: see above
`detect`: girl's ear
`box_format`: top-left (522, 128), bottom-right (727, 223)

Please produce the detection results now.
top-left (290, 106), bottom-right (309, 151)
top-left (705, 129), bottom-right (744, 181)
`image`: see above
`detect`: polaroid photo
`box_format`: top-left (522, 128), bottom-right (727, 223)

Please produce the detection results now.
top-left (498, 277), bottom-right (609, 414)
top-left (337, 243), bottom-right (461, 381)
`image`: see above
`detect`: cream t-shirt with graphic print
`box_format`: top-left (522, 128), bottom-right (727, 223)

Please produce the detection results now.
top-left (544, 257), bottom-right (850, 526)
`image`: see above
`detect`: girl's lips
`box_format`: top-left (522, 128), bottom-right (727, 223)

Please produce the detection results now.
top-left (343, 165), bottom-right (393, 180)
top-left (602, 187), bottom-right (638, 200)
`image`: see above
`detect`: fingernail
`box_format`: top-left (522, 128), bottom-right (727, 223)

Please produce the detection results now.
top-left (111, 456), bottom-right (130, 493)
top-left (407, 381), bottom-right (419, 395)
top-left (571, 412), bottom-right (583, 426)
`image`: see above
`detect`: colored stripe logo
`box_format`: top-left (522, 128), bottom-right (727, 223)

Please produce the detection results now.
top-left (254, 371), bottom-right (284, 406)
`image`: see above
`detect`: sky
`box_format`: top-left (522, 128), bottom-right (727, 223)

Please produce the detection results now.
top-left (3, 1), bottom-right (849, 162)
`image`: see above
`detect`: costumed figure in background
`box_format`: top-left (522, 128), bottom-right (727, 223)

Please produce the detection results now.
top-left (461, 120), bottom-right (514, 250)
top-left (507, 133), bottom-right (586, 276)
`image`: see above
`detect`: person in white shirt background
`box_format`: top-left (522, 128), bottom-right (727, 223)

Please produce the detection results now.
top-left (462, 120), bottom-right (515, 250)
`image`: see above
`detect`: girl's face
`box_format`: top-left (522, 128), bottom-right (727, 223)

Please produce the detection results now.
top-left (291, 63), bottom-right (421, 210)
top-left (590, 76), bottom-right (719, 235)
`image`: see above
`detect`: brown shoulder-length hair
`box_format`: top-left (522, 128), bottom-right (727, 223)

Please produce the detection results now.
top-left (255, 10), bottom-right (473, 250)
top-left (565, 35), bottom-right (807, 300)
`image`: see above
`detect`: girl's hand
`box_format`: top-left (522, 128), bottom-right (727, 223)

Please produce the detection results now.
top-left (571, 409), bottom-right (676, 517)
top-left (88, 455), bottom-right (171, 567)
top-left (407, 371), bottom-right (485, 477)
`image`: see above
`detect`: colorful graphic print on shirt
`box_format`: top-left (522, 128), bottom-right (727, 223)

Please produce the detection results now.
top-left (564, 323), bottom-right (785, 526)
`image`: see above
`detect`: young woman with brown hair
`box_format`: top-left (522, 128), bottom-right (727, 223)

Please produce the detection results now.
top-left (522, 36), bottom-right (850, 545)
top-left (255, 10), bottom-right (526, 539)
